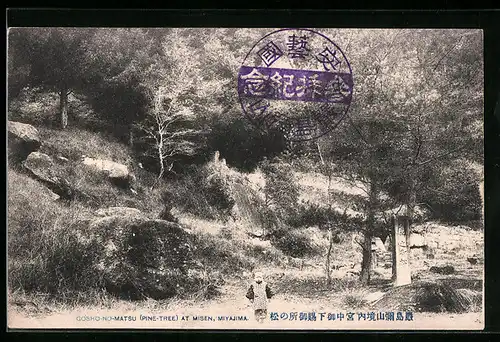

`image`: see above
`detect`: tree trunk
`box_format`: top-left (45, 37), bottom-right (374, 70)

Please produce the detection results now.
top-left (391, 216), bottom-right (397, 281)
top-left (406, 175), bottom-right (417, 225)
top-left (59, 86), bottom-right (69, 129)
top-left (359, 232), bottom-right (372, 285)
top-left (151, 138), bottom-right (164, 191)
top-left (360, 181), bottom-right (377, 285)
top-left (479, 178), bottom-right (484, 222)
top-left (325, 227), bottom-right (333, 286)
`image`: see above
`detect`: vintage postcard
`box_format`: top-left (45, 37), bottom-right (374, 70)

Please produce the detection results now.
top-left (7, 27), bottom-right (484, 330)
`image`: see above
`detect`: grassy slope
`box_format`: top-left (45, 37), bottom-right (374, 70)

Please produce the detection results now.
top-left (38, 126), bottom-right (132, 164)
top-left (8, 118), bottom-right (484, 326)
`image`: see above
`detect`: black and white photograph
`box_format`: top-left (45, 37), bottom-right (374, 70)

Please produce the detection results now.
top-left (7, 27), bottom-right (484, 330)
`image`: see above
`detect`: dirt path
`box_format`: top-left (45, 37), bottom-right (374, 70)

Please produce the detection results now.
top-left (8, 278), bottom-right (484, 330)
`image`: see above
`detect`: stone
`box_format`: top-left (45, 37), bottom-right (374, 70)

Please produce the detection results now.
top-left (40, 185), bottom-right (61, 201)
top-left (89, 215), bottom-right (196, 300)
top-left (23, 152), bottom-right (74, 200)
top-left (8, 121), bottom-right (41, 163)
top-left (81, 156), bottom-right (135, 188)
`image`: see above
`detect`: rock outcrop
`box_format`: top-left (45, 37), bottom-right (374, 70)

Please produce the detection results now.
top-left (89, 210), bottom-right (196, 300)
top-left (81, 156), bottom-right (135, 189)
top-left (8, 121), bottom-right (41, 163)
top-left (23, 152), bottom-right (75, 200)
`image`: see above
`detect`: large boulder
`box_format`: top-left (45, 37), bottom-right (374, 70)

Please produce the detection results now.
top-left (82, 157), bottom-right (135, 189)
top-left (8, 121), bottom-right (41, 163)
top-left (89, 214), bottom-right (197, 300)
top-left (23, 152), bottom-right (74, 200)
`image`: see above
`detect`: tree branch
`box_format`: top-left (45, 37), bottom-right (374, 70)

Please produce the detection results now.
top-left (347, 114), bottom-right (370, 146)
top-left (416, 144), bottom-right (467, 167)
top-left (433, 36), bottom-right (463, 72)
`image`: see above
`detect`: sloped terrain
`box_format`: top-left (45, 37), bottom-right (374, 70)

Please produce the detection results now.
top-left (7, 113), bottom-right (483, 324)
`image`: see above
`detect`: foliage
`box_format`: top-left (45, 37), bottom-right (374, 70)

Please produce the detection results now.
top-left (133, 29), bottom-right (206, 180)
top-left (191, 231), bottom-right (254, 274)
top-left (8, 28), bottom-right (99, 94)
top-left (420, 161), bottom-right (482, 222)
top-left (288, 201), bottom-right (364, 230)
top-left (269, 227), bottom-right (320, 258)
top-left (259, 158), bottom-right (300, 220)
top-left (91, 216), bottom-right (195, 300)
top-left (7, 28), bottom-right (484, 297)
top-left (312, 29), bottom-right (483, 283)
top-left (207, 117), bottom-right (286, 172)
top-left (165, 165), bottom-right (235, 221)
top-left (8, 28), bottom-right (107, 128)
top-left (8, 170), bottom-right (102, 297)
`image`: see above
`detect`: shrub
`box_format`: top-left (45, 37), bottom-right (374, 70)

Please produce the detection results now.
top-left (289, 202), bottom-right (340, 228)
top-left (8, 89), bottom-right (97, 128)
top-left (87, 215), bottom-right (198, 300)
top-left (270, 227), bottom-right (320, 258)
top-left (420, 162), bottom-right (482, 223)
top-left (191, 231), bottom-right (253, 274)
top-left (35, 219), bottom-right (104, 294)
top-left (287, 202), bottom-right (365, 241)
top-left (165, 175), bottom-right (218, 220)
top-left (259, 158), bottom-right (300, 219)
top-left (342, 290), bottom-right (369, 310)
top-left (203, 171), bottom-right (235, 217)
top-left (166, 163), bottom-right (235, 221)
top-left (8, 170), bottom-right (103, 297)
top-left (8, 88), bottom-right (59, 127)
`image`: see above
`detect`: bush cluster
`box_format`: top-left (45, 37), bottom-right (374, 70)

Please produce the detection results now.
top-left (166, 165), bottom-right (235, 221)
top-left (269, 227), bottom-right (320, 258)
top-left (420, 164), bottom-right (482, 223)
top-left (8, 171), bottom-right (103, 297)
top-left (259, 158), bottom-right (300, 219)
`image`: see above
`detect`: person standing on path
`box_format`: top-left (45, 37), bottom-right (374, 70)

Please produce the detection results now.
top-left (245, 271), bottom-right (274, 323)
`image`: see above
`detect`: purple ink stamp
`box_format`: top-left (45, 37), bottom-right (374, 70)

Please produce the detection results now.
top-left (238, 28), bottom-right (354, 142)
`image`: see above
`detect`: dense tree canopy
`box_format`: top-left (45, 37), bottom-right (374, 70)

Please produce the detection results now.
top-left (8, 27), bottom-right (483, 191)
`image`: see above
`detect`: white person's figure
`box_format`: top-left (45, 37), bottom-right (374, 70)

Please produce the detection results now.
top-left (245, 271), bottom-right (274, 323)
